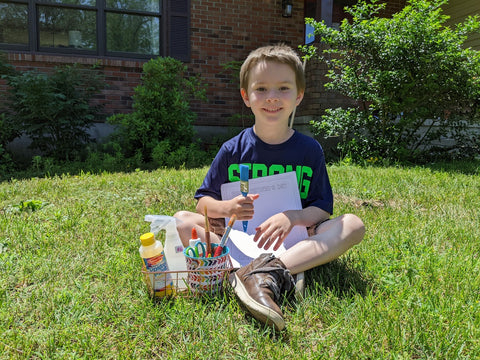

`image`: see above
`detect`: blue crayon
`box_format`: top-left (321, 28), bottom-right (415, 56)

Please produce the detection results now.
top-left (239, 164), bottom-right (249, 232)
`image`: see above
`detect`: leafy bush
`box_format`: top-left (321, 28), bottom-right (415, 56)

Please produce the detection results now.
top-left (151, 140), bottom-right (210, 168)
top-left (0, 51), bottom-right (16, 77)
top-left (1, 64), bottom-right (104, 160)
top-left (0, 112), bottom-right (19, 173)
top-left (107, 57), bottom-right (207, 164)
top-left (0, 144), bottom-right (13, 175)
top-left (0, 54), bottom-right (20, 172)
top-left (304, 0), bottom-right (480, 162)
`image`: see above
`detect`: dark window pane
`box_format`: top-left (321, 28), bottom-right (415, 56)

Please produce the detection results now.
top-left (171, 0), bottom-right (187, 13)
top-left (168, 0), bottom-right (189, 61)
top-left (106, 0), bottom-right (160, 12)
top-left (41, 0), bottom-right (96, 6)
top-left (170, 15), bottom-right (188, 60)
top-left (106, 13), bottom-right (159, 54)
top-left (0, 3), bottom-right (28, 45)
top-left (38, 6), bottom-right (96, 50)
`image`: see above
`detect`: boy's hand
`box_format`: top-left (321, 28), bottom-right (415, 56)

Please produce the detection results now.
top-left (229, 194), bottom-right (259, 221)
top-left (253, 212), bottom-right (293, 251)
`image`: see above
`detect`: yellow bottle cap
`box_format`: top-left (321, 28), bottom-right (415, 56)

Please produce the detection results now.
top-left (140, 232), bottom-right (155, 246)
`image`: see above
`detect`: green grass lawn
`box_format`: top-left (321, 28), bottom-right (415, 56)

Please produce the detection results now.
top-left (1, 162), bottom-right (479, 359)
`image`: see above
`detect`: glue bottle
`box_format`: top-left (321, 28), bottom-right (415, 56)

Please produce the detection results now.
top-left (139, 232), bottom-right (174, 297)
top-left (144, 215), bottom-right (188, 290)
top-left (190, 227), bottom-right (199, 247)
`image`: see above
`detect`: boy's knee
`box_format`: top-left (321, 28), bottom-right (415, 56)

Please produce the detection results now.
top-left (343, 213), bottom-right (365, 245)
top-left (173, 210), bottom-right (195, 231)
top-left (173, 210), bottom-right (189, 220)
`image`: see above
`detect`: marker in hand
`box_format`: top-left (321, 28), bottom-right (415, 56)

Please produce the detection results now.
top-left (239, 164), bottom-right (249, 232)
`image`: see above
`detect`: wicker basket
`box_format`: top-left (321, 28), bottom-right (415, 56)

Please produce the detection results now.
top-left (141, 248), bottom-right (233, 297)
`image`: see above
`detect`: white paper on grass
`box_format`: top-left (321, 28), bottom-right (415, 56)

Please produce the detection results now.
top-left (220, 171), bottom-right (308, 267)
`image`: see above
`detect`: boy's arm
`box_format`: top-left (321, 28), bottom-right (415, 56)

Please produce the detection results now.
top-left (196, 194), bottom-right (260, 220)
top-left (284, 206), bottom-right (331, 228)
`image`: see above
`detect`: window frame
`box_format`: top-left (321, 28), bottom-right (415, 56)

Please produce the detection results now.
top-left (0, 0), bottom-right (189, 60)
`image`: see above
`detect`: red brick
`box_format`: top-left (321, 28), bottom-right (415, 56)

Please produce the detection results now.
top-left (0, 0), bottom-right (407, 127)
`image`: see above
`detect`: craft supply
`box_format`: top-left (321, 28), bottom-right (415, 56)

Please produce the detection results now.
top-left (184, 245), bottom-right (231, 294)
top-left (144, 215), bottom-right (188, 290)
top-left (185, 241), bottom-right (206, 258)
top-left (189, 227), bottom-right (199, 247)
top-left (239, 164), bottom-right (249, 232)
top-left (139, 232), bottom-right (174, 297)
top-left (213, 214), bottom-right (237, 257)
top-left (204, 206), bottom-right (212, 257)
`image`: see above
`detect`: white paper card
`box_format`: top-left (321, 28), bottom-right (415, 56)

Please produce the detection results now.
top-left (220, 171), bottom-right (308, 267)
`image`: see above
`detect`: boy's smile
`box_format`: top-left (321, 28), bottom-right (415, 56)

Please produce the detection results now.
top-left (241, 60), bottom-right (304, 134)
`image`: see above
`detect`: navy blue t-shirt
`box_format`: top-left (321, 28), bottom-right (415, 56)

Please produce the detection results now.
top-left (195, 127), bottom-right (334, 215)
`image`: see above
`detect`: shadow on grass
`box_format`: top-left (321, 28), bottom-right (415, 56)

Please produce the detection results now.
top-left (421, 159), bottom-right (480, 176)
top-left (3, 156), bottom-right (478, 183)
top-left (0, 160), bottom-right (213, 182)
top-left (304, 258), bottom-right (371, 300)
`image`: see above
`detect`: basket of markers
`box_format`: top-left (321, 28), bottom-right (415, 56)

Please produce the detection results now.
top-left (183, 241), bottom-right (232, 294)
top-left (141, 243), bottom-right (233, 297)
top-left (140, 214), bottom-right (236, 298)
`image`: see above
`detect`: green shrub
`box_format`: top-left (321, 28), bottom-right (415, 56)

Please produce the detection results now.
top-left (151, 140), bottom-right (212, 168)
top-left (1, 64), bottom-right (104, 161)
top-left (107, 57), bottom-right (207, 164)
top-left (0, 112), bottom-right (19, 173)
top-left (304, 0), bottom-right (480, 162)
top-left (0, 144), bottom-right (13, 175)
top-left (0, 52), bottom-right (15, 78)
top-left (0, 54), bottom-right (21, 172)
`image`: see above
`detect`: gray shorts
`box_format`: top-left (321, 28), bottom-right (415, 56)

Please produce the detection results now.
top-left (208, 217), bottom-right (226, 237)
top-left (307, 218), bottom-right (330, 237)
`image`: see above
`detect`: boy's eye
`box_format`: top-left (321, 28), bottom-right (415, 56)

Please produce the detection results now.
top-left (280, 86), bottom-right (290, 91)
top-left (256, 87), bottom-right (267, 92)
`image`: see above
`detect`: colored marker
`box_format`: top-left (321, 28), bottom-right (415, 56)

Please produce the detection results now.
top-left (204, 205), bottom-right (212, 257)
top-left (213, 214), bottom-right (237, 257)
top-left (239, 164), bottom-right (249, 232)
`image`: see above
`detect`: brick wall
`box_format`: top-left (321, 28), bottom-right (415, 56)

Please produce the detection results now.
top-left (443, 0), bottom-right (480, 50)
top-left (297, 50), bottom-right (356, 121)
top-left (189, 0), bottom-right (305, 127)
top-left (381, 0), bottom-right (407, 15)
top-left (1, 0), bottom-right (305, 128)
top-left (1, 0), bottom-right (406, 130)
top-left (1, 53), bottom-right (143, 119)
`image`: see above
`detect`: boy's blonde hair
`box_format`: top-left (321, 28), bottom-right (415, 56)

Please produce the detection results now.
top-left (239, 44), bottom-right (306, 93)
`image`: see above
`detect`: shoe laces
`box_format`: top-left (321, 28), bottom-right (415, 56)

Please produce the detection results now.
top-left (247, 264), bottom-right (295, 303)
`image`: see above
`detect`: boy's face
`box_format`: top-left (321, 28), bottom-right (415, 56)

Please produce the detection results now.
top-left (241, 60), bottom-right (304, 127)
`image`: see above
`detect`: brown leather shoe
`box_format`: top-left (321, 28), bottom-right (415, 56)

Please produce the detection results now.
top-left (230, 254), bottom-right (295, 331)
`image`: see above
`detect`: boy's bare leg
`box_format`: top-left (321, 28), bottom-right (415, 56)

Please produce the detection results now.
top-left (229, 213), bottom-right (364, 330)
top-left (279, 214), bottom-right (365, 275)
top-left (174, 210), bottom-right (220, 247)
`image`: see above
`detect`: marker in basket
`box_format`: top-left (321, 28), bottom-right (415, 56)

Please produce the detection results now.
top-left (239, 164), bottom-right (249, 232)
top-left (189, 227), bottom-right (198, 247)
top-left (204, 205), bottom-right (212, 257)
top-left (213, 214), bottom-right (237, 257)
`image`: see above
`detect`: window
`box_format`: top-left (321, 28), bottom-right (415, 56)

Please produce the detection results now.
top-left (38, 5), bottom-right (97, 51)
top-left (0, 2), bottom-right (29, 46)
top-left (304, 0), bottom-right (355, 26)
top-left (0, 0), bottom-right (190, 60)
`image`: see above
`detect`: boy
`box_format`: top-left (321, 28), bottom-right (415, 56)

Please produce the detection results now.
top-left (174, 44), bottom-right (365, 331)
